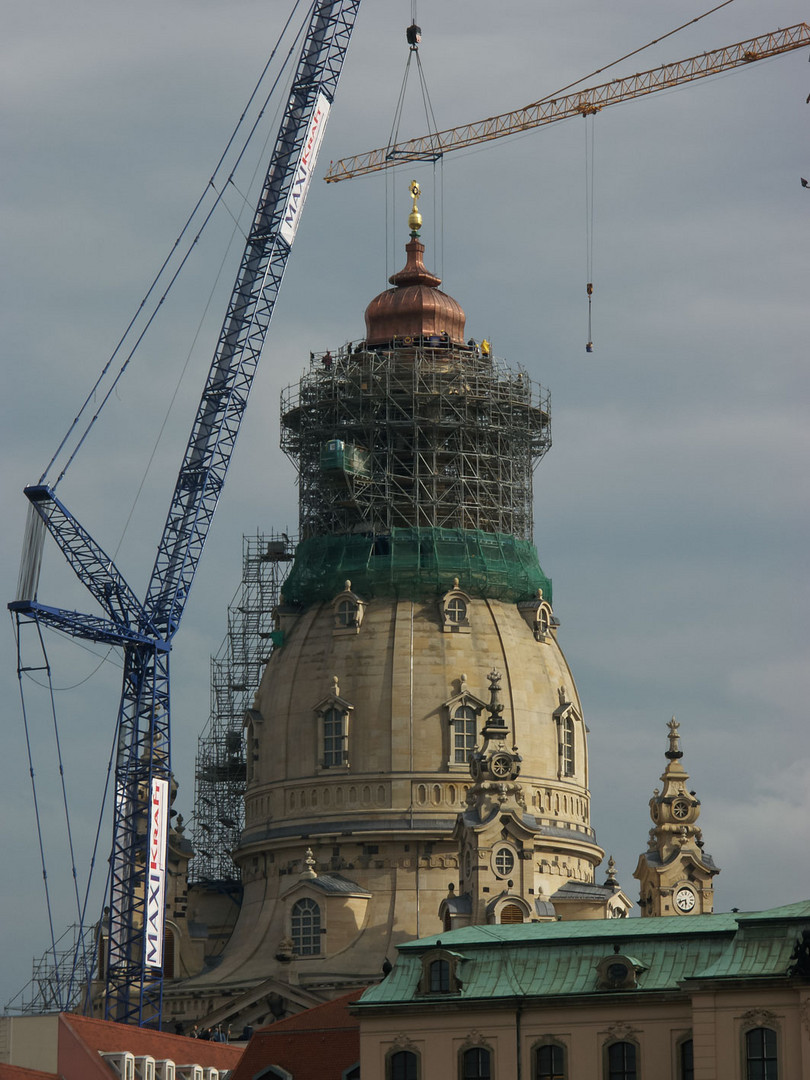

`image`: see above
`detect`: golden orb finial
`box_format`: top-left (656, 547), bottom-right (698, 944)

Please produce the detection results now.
top-left (408, 179), bottom-right (422, 237)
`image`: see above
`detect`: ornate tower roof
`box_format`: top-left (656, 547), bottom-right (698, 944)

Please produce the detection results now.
top-left (634, 718), bottom-right (719, 917)
top-left (364, 181), bottom-right (466, 346)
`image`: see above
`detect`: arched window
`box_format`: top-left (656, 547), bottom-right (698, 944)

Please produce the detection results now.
top-left (745, 1028), bottom-right (778, 1080)
top-left (561, 715), bottom-right (574, 777)
top-left (336, 598), bottom-right (357, 627)
top-left (446, 597), bottom-right (467, 624)
top-left (535, 604), bottom-right (551, 640)
top-left (291, 897), bottom-right (321, 955)
top-left (452, 705), bottom-right (478, 764)
top-left (605, 1041), bottom-right (637, 1080)
top-left (441, 583), bottom-right (471, 633)
top-left (388, 1050), bottom-right (419, 1080)
top-left (535, 1041), bottom-right (566, 1080)
top-left (323, 706), bottom-right (348, 768)
top-left (678, 1038), bottom-right (693, 1080)
top-left (500, 903), bottom-right (524, 924)
top-left (461, 1047), bottom-right (492, 1080)
top-left (429, 958), bottom-right (450, 992)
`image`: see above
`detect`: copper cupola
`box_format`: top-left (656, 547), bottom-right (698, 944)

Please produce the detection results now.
top-left (364, 181), bottom-right (466, 347)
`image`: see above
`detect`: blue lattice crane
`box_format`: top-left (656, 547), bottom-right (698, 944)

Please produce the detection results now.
top-left (9, 0), bottom-right (362, 1027)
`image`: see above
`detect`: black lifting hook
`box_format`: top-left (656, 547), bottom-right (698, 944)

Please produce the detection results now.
top-left (406, 23), bottom-right (422, 49)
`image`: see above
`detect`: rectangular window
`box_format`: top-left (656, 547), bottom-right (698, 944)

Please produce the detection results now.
top-left (679, 1038), bottom-right (693, 1080)
top-left (606, 1041), bottom-right (637, 1080)
top-left (745, 1028), bottom-right (778, 1080)
top-left (453, 706), bottom-right (478, 764)
top-left (323, 707), bottom-right (347, 767)
top-left (561, 716), bottom-right (574, 777)
top-left (536, 1043), bottom-right (565, 1080)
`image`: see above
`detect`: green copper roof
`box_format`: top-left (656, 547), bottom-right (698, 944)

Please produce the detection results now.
top-left (356, 901), bottom-right (810, 1008)
top-left (280, 527), bottom-right (552, 607)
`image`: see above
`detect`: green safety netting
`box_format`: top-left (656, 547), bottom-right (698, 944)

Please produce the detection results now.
top-left (280, 527), bottom-right (552, 607)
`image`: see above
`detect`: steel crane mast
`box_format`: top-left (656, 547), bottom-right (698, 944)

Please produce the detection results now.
top-left (10, 0), bottom-right (361, 1028)
top-left (324, 22), bottom-right (810, 182)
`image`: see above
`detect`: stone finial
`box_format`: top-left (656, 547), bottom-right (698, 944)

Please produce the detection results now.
top-left (332, 674), bottom-right (340, 696)
top-left (484, 669), bottom-right (505, 730)
top-left (665, 716), bottom-right (683, 760)
top-left (604, 855), bottom-right (618, 887)
top-left (344, 579), bottom-right (352, 591)
top-left (301, 847), bottom-right (318, 879)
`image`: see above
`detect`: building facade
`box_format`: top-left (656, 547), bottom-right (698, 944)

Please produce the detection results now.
top-left (355, 900), bottom-right (810, 1080)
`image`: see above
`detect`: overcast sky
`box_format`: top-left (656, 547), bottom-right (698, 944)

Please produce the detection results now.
top-left (2, 0), bottom-right (808, 1009)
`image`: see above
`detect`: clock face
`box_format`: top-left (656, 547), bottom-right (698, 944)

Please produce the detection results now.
top-left (675, 886), bottom-right (696, 912)
top-left (672, 799), bottom-right (690, 819)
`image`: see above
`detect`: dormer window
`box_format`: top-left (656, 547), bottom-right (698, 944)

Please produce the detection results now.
top-left (440, 579), bottom-right (471, 633)
top-left (336, 599), bottom-right (357, 627)
top-left (429, 958), bottom-right (450, 992)
top-left (323, 707), bottom-right (348, 768)
top-left (553, 693), bottom-right (580, 780)
top-left (418, 948), bottom-right (463, 994)
top-left (446, 597), bottom-right (467, 624)
top-left (596, 952), bottom-right (645, 990)
top-left (452, 705), bottom-right (478, 765)
top-left (332, 580), bottom-right (364, 634)
top-left (518, 589), bottom-right (555, 642)
top-left (561, 714), bottom-right (574, 777)
top-left (314, 676), bottom-right (354, 772)
top-left (443, 676), bottom-right (487, 771)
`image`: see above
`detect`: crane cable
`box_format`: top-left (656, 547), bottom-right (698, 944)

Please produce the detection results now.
top-left (13, 610), bottom-right (122, 1009)
top-left (585, 115), bottom-right (595, 354)
top-left (385, 5), bottom-right (444, 281)
top-left (41, 0), bottom-right (315, 491)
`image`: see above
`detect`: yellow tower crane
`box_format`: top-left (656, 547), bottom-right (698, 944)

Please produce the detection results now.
top-left (324, 23), bottom-right (809, 183)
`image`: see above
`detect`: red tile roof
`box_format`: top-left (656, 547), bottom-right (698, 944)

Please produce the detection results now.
top-left (58, 1013), bottom-right (243, 1079)
top-left (0, 1067), bottom-right (58, 1080)
top-left (232, 990), bottom-right (363, 1080)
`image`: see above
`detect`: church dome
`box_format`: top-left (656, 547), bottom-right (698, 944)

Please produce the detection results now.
top-left (204, 593), bottom-right (603, 988)
top-left (364, 236), bottom-right (466, 346)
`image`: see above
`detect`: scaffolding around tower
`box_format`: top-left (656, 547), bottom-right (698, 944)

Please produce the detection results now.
top-left (190, 533), bottom-right (295, 884)
top-left (281, 340), bottom-right (551, 544)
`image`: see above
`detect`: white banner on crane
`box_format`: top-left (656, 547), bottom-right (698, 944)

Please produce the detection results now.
top-left (279, 92), bottom-right (331, 246)
top-left (145, 777), bottom-right (169, 968)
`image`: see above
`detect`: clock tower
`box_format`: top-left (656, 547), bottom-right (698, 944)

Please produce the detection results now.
top-left (634, 719), bottom-right (719, 916)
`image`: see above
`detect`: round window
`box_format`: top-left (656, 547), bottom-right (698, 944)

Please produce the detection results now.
top-left (493, 846), bottom-right (515, 877)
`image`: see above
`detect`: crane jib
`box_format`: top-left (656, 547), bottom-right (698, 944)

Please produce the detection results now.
top-left (280, 91), bottom-right (332, 245)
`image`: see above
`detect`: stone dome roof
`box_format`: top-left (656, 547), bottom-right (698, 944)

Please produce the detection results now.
top-left (244, 596), bottom-right (595, 852)
top-left (364, 237), bottom-right (466, 346)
